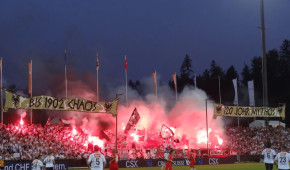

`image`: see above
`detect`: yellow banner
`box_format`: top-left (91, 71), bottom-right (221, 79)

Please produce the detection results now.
top-left (214, 104), bottom-right (286, 120)
top-left (4, 91), bottom-right (119, 116)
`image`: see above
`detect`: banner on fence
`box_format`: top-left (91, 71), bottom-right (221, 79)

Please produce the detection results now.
top-left (4, 91), bottom-right (119, 116)
top-left (4, 161), bottom-right (67, 170)
top-left (213, 104), bottom-right (286, 119)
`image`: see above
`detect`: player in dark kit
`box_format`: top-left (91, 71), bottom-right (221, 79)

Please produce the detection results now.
top-left (165, 149), bottom-right (174, 170)
top-left (109, 148), bottom-right (119, 170)
top-left (189, 150), bottom-right (196, 170)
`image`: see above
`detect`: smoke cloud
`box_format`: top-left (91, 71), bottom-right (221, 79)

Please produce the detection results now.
top-left (47, 71), bottom-right (225, 149)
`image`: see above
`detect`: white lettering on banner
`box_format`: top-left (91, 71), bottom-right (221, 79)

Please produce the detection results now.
top-left (5, 163), bottom-right (66, 170)
top-left (5, 163), bottom-right (30, 170)
top-left (157, 160), bottom-right (186, 166)
top-left (185, 159), bottom-right (190, 166)
top-left (54, 164), bottom-right (66, 170)
top-left (126, 160), bottom-right (138, 168)
top-left (119, 150), bottom-right (129, 159)
top-left (4, 165), bottom-right (12, 170)
top-left (157, 161), bottom-right (166, 167)
top-left (173, 160), bottom-right (185, 166)
top-left (209, 158), bottom-right (219, 165)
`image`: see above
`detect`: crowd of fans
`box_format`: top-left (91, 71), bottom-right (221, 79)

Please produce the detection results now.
top-left (1, 122), bottom-right (289, 161)
top-left (0, 123), bottom-right (89, 161)
top-left (224, 126), bottom-right (290, 155)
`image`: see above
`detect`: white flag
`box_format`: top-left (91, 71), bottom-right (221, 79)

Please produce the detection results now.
top-left (248, 80), bottom-right (255, 106)
top-left (232, 79), bottom-right (238, 105)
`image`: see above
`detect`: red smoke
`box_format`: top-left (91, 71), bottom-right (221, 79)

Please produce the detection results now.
top-left (47, 71), bottom-right (225, 149)
top-left (116, 88), bottom-right (225, 149)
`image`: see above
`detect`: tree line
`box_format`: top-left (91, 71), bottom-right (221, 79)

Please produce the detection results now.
top-left (5, 39), bottom-right (290, 126)
top-left (129, 39), bottom-right (290, 127)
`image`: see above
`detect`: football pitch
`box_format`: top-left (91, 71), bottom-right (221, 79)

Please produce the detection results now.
top-left (71, 163), bottom-right (274, 170)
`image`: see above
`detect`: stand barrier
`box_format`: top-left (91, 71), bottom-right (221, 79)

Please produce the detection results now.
top-left (3, 155), bottom-right (261, 169)
top-left (3, 160), bottom-right (68, 170)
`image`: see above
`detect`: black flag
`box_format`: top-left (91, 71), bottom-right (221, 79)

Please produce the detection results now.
top-left (124, 108), bottom-right (140, 134)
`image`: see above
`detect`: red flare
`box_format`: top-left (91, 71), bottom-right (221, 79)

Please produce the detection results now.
top-left (130, 133), bottom-right (139, 142)
top-left (215, 135), bottom-right (224, 145)
top-left (72, 128), bottom-right (77, 135)
top-left (88, 136), bottom-right (104, 148)
top-left (20, 118), bottom-right (24, 126)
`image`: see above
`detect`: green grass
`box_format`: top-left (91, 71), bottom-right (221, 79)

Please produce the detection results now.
top-left (70, 163), bottom-right (275, 170)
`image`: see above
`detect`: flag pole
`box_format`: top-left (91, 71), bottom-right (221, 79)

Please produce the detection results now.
top-left (237, 80), bottom-right (240, 162)
top-left (237, 80), bottom-right (239, 127)
top-left (64, 50), bottom-right (68, 98)
top-left (233, 78), bottom-right (240, 162)
top-left (125, 55), bottom-right (128, 105)
top-left (251, 80), bottom-right (256, 120)
top-left (218, 76), bottom-right (221, 104)
top-left (253, 80), bottom-right (255, 107)
top-left (115, 94), bottom-right (122, 151)
top-left (253, 80), bottom-right (256, 120)
top-left (155, 70), bottom-right (157, 99)
top-left (152, 71), bottom-right (157, 99)
top-left (0, 58), bottom-right (3, 123)
top-left (172, 73), bottom-right (177, 102)
top-left (175, 72), bottom-right (177, 102)
top-left (97, 64), bottom-right (99, 101)
top-left (116, 114), bottom-right (118, 150)
top-left (30, 60), bottom-right (33, 124)
top-left (195, 74), bottom-right (197, 88)
top-left (96, 53), bottom-right (99, 101)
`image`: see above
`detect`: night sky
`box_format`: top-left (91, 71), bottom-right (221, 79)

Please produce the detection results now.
top-left (1, 0), bottom-right (290, 96)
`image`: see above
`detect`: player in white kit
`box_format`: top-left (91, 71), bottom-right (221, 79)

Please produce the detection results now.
top-left (32, 155), bottom-right (45, 170)
top-left (43, 152), bottom-right (55, 170)
top-left (262, 142), bottom-right (276, 170)
top-left (87, 145), bottom-right (107, 170)
top-left (274, 146), bottom-right (290, 170)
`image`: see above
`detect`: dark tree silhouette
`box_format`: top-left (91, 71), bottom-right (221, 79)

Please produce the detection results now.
top-left (210, 60), bottom-right (224, 78)
top-left (225, 65), bottom-right (238, 80)
top-left (169, 54), bottom-right (194, 93)
top-left (241, 64), bottom-right (251, 86)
